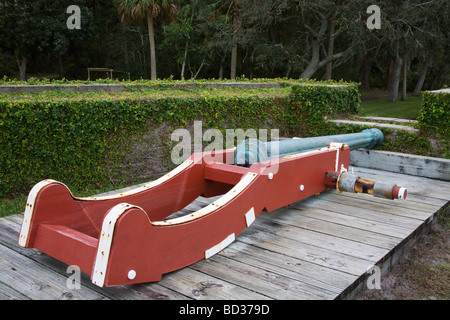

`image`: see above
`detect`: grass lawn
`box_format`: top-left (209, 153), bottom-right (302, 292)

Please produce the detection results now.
top-left (0, 194), bottom-right (27, 218)
top-left (359, 96), bottom-right (422, 120)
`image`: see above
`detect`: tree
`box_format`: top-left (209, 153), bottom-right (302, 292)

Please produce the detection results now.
top-left (293, 1), bottom-right (352, 79)
top-left (266, 0), bottom-right (367, 80)
top-left (160, 0), bottom-right (215, 80)
top-left (196, 0), bottom-right (242, 79)
top-left (377, 0), bottom-right (449, 102)
top-left (411, 1), bottom-right (448, 95)
top-left (116, 0), bottom-right (179, 80)
top-left (0, 1), bottom-right (42, 80)
top-left (0, 0), bottom-right (94, 80)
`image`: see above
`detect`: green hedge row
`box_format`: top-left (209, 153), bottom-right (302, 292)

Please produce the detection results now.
top-left (0, 82), bottom-right (359, 198)
top-left (418, 90), bottom-right (449, 137)
top-left (288, 84), bottom-right (360, 135)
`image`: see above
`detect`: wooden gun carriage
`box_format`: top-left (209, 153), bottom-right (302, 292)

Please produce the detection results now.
top-left (19, 129), bottom-right (406, 287)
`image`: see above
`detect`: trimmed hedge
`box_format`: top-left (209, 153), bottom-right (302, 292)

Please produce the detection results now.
top-left (288, 83), bottom-right (360, 135)
top-left (418, 90), bottom-right (449, 137)
top-left (0, 82), bottom-right (360, 198)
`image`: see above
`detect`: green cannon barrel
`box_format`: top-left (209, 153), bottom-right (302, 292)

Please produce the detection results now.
top-left (234, 128), bottom-right (384, 167)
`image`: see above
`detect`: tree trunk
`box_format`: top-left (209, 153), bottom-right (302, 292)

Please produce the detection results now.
top-left (285, 64), bottom-right (292, 78)
top-left (16, 55), bottom-right (27, 81)
top-left (401, 58), bottom-right (407, 100)
top-left (413, 57), bottom-right (431, 96)
top-left (147, 13), bottom-right (157, 80)
top-left (218, 55), bottom-right (226, 79)
top-left (362, 53), bottom-right (370, 89)
top-left (230, 44), bottom-right (237, 79)
top-left (300, 41), bottom-right (320, 79)
top-left (300, 47), bottom-right (349, 79)
top-left (388, 54), bottom-right (403, 102)
top-left (230, 13), bottom-right (238, 80)
top-left (69, 40), bottom-right (82, 79)
top-left (58, 54), bottom-right (64, 79)
top-left (324, 15), bottom-right (336, 80)
top-left (300, 15), bottom-right (352, 79)
top-left (192, 58), bottom-right (205, 80)
top-left (219, 58), bottom-right (224, 80)
top-left (385, 58), bottom-right (394, 91)
top-left (180, 42), bottom-right (188, 80)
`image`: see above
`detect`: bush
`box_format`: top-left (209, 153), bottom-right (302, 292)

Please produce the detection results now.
top-left (0, 81), bottom-right (360, 198)
top-left (418, 90), bottom-right (449, 137)
top-left (288, 83), bottom-right (360, 135)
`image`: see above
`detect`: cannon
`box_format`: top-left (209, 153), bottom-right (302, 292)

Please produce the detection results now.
top-left (235, 128), bottom-right (406, 200)
top-left (235, 128), bottom-right (384, 165)
top-left (18, 129), bottom-right (407, 287)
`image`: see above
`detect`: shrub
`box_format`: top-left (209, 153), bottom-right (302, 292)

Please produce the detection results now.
top-left (418, 90), bottom-right (449, 137)
top-left (0, 81), bottom-right (360, 198)
top-left (288, 83), bottom-right (360, 135)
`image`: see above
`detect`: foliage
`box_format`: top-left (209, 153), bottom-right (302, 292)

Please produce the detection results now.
top-left (317, 122), bottom-right (448, 160)
top-left (115, 0), bottom-right (181, 80)
top-left (287, 83), bottom-right (360, 135)
top-left (418, 91), bottom-right (449, 138)
top-left (0, 80), bottom-right (358, 198)
top-left (0, 97), bottom-right (146, 197)
top-left (0, 0), bottom-right (95, 79)
top-left (1, 0), bottom-right (448, 90)
top-left (0, 75), bottom-right (352, 88)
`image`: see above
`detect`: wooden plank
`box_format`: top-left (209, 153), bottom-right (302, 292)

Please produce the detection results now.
top-left (289, 203), bottom-right (414, 238)
top-left (404, 193), bottom-right (449, 208)
top-left (351, 162), bottom-right (450, 186)
top-left (337, 186), bottom-right (448, 210)
top-left (220, 240), bottom-right (357, 297)
top-left (158, 267), bottom-right (270, 300)
top-left (351, 165), bottom-right (450, 188)
top-left (326, 188), bottom-right (438, 214)
top-left (350, 149), bottom-right (450, 181)
top-left (98, 282), bottom-right (190, 300)
top-left (0, 243), bottom-right (107, 300)
top-left (0, 215), bottom-right (191, 300)
top-left (0, 280), bottom-right (31, 300)
top-left (352, 165), bottom-right (450, 188)
top-left (299, 193), bottom-right (428, 227)
top-left (164, 199), bottom-right (205, 220)
top-left (235, 222), bottom-right (373, 276)
top-left (0, 215), bottom-right (23, 249)
top-left (254, 213), bottom-right (389, 261)
top-left (263, 207), bottom-right (401, 249)
top-left (325, 190), bottom-right (442, 215)
top-left (192, 254), bottom-right (332, 300)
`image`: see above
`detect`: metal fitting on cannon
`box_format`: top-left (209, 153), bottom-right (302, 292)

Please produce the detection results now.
top-left (326, 171), bottom-right (407, 200)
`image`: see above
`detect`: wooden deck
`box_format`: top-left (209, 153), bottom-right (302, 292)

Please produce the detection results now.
top-left (0, 166), bottom-right (448, 300)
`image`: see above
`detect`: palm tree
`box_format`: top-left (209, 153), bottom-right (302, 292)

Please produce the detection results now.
top-left (116, 0), bottom-right (178, 80)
